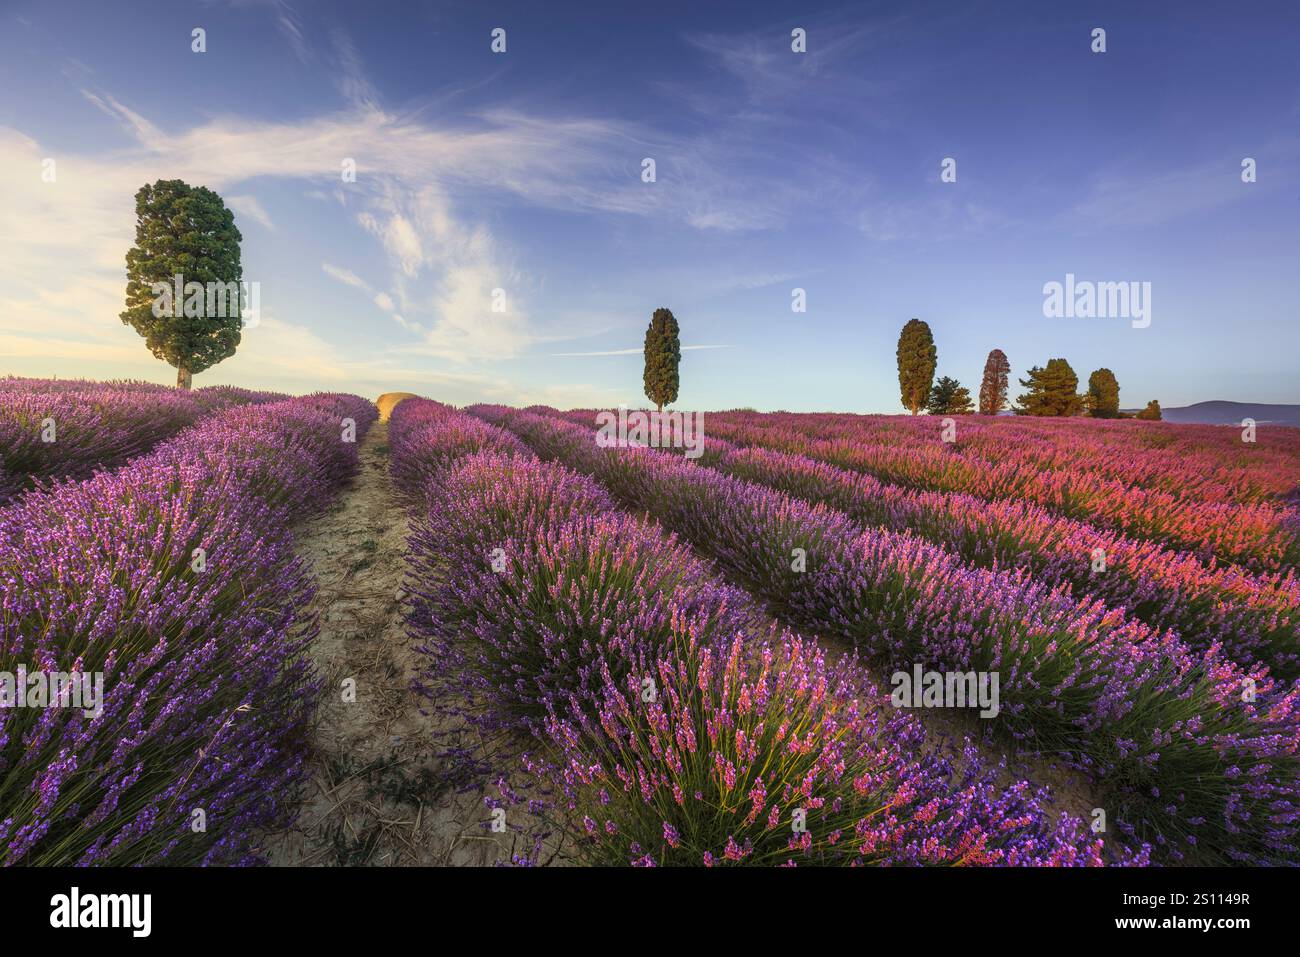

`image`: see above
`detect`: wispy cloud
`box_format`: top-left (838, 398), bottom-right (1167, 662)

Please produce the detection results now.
top-left (213, 0), bottom-right (312, 63)
top-left (80, 90), bottom-right (164, 147)
top-left (329, 26), bottom-right (381, 111)
top-left (227, 194), bottom-right (275, 231)
top-left (1065, 141), bottom-right (1300, 231)
top-left (0, 86), bottom-right (668, 368)
top-left (321, 262), bottom-right (371, 291)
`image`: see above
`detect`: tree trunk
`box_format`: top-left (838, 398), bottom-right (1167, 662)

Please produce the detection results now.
top-left (656, 402), bottom-right (662, 413)
top-left (177, 365), bottom-right (192, 389)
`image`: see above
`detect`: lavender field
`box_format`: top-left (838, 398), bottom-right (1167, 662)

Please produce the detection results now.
top-left (7, 4), bottom-right (1300, 939)
top-left (4, 381), bottom-right (1297, 870)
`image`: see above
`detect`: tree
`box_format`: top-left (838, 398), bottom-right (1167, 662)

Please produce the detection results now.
top-left (120, 179), bottom-right (244, 388)
top-left (896, 319), bottom-right (937, 415)
top-left (1015, 358), bottom-right (1083, 416)
top-left (925, 376), bottom-right (974, 415)
top-left (1086, 368), bottom-right (1121, 418)
top-left (643, 307), bottom-right (681, 411)
top-left (1135, 399), bottom-right (1162, 421)
top-left (978, 348), bottom-right (1011, 415)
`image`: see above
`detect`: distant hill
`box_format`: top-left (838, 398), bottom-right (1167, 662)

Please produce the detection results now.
top-left (1154, 401), bottom-right (1300, 428)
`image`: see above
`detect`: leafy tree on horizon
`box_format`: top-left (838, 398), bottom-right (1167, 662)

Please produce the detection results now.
top-left (1135, 399), bottom-right (1163, 421)
top-left (643, 307), bottom-right (681, 412)
top-left (1086, 368), bottom-right (1121, 418)
top-left (120, 179), bottom-right (244, 389)
top-left (925, 375), bottom-right (974, 415)
top-left (978, 348), bottom-right (1011, 415)
top-left (1015, 358), bottom-right (1083, 416)
top-left (896, 318), bottom-right (937, 415)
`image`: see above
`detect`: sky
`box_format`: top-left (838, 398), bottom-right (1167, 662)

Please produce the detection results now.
top-left (1, 0), bottom-right (1297, 411)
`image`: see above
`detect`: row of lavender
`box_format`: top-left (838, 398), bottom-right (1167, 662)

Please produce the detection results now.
top-left (705, 410), bottom-right (1300, 506)
top-left (0, 377), bottom-right (287, 504)
top-left (549, 407), bottom-right (1300, 679)
top-left (698, 413), bottom-right (1300, 572)
top-left (473, 405), bottom-right (1300, 865)
top-left (390, 397), bottom-right (1107, 866)
top-left (0, 392), bottom-right (375, 865)
top-left (714, 446), bottom-right (1300, 678)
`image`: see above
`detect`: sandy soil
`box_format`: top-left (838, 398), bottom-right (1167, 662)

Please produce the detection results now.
top-left (260, 422), bottom-right (525, 866)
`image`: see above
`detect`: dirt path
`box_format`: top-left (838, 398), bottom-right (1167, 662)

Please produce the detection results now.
top-left (260, 421), bottom-right (518, 866)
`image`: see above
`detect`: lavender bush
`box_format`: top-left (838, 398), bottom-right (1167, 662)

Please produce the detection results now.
top-left (524, 629), bottom-right (1106, 866)
top-left (0, 379), bottom-right (287, 504)
top-left (409, 457), bottom-right (760, 735)
top-left (388, 396), bottom-right (528, 500)
top-left (0, 392), bottom-right (373, 865)
top-left (394, 401), bottom-right (756, 736)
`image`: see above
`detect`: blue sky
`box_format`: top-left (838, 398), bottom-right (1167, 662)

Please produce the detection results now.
top-left (1, 0), bottom-right (1297, 410)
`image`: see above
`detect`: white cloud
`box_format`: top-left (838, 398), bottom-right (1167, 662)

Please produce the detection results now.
top-left (361, 212), bottom-right (423, 278)
top-left (214, 0), bottom-right (313, 63)
top-left (0, 26), bottom-right (836, 392)
top-left (227, 194), bottom-right (275, 231)
top-left (330, 27), bottom-right (381, 111)
top-left (80, 90), bottom-right (165, 148)
top-left (321, 262), bottom-right (371, 291)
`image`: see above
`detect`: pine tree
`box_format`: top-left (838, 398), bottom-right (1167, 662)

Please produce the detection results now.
top-left (643, 307), bottom-right (681, 412)
top-left (120, 179), bottom-right (244, 388)
top-left (1015, 358), bottom-right (1083, 416)
top-left (925, 376), bottom-right (974, 415)
top-left (896, 319), bottom-right (937, 415)
top-left (978, 348), bottom-right (1011, 414)
top-left (1086, 368), bottom-right (1121, 418)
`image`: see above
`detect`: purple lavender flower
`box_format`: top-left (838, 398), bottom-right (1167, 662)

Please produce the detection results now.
top-left (1, 392), bottom-right (374, 865)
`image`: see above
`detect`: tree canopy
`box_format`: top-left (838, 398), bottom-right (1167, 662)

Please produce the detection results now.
top-left (1086, 368), bottom-right (1121, 418)
top-left (925, 375), bottom-right (974, 415)
top-left (120, 179), bottom-right (243, 388)
top-left (1135, 399), bottom-right (1162, 421)
top-left (1015, 358), bottom-right (1083, 416)
top-left (978, 348), bottom-right (1011, 414)
top-left (896, 319), bottom-right (937, 415)
top-left (643, 307), bottom-right (681, 411)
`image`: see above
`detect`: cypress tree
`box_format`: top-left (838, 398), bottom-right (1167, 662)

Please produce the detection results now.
top-left (978, 348), bottom-right (1011, 414)
top-left (643, 307), bottom-right (681, 412)
top-left (896, 319), bottom-right (937, 415)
